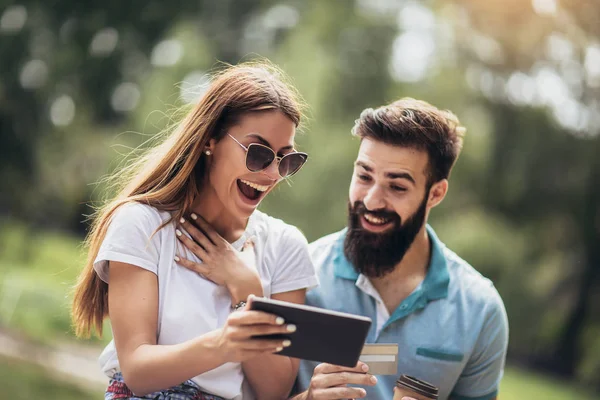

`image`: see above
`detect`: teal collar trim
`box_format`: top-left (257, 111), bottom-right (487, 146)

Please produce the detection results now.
top-left (332, 225), bottom-right (450, 326)
top-left (332, 228), bottom-right (360, 280)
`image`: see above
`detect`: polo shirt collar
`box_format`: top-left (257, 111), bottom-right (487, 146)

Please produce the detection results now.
top-left (332, 225), bottom-right (449, 302)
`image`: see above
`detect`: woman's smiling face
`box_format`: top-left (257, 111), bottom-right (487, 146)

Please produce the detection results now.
top-left (205, 109), bottom-right (297, 219)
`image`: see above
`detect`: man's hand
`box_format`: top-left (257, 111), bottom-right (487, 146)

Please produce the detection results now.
top-left (303, 362), bottom-right (377, 400)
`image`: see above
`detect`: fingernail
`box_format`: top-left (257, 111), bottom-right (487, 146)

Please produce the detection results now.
top-left (361, 363), bottom-right (369, 372)
top-left (370, 375), bottom-right (377, 384)
top-left (179, 217), bottom-right (185, 224)
top-left (275, 317), bottom-right (285, 325)
top-left (175, 229), bottom-right (182, 236)
top-left (174, 256), bottom-right (180, 262)
top-left (275, 346), bottom-right (283, 352)
top-left (282, 340), bottom-right (291, 347)
top-left (191, 213), bottom-right (197, 220)
top-left (402, 397), bottom-right (418, 400)
top-left (286, 324), bottom-right (297, 332)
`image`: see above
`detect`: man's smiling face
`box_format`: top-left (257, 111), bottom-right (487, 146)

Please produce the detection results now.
top-left (344, 138), bottom-right (432, 277)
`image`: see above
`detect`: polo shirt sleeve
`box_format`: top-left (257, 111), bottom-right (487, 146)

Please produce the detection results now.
top-left (93, 203), bottom-right (162, 283)
top-left (270, 225), bottom-right (319, 295)
top-left (451, 289), bottom-right (509, 400)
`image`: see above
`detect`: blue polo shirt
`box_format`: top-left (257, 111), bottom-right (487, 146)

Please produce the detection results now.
top-left (296, 226), bottom-right (508, 400)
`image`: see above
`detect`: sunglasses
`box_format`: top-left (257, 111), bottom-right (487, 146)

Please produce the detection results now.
top-left (227, 134), bottom-right (308, 178)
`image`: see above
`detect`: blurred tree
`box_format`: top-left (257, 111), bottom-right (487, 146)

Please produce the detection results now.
top-left (451, 0), bottom-right (600, 383)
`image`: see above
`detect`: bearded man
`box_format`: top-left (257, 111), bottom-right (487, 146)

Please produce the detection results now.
top-left (292, 98), bottom-right (508, 400)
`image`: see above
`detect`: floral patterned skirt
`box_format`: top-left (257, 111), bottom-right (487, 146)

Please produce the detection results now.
top-left (104, 372), bottom-right (225, 400)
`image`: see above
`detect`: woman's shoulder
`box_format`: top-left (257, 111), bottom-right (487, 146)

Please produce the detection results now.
top-left (111, 201), bottom-right (172, 230)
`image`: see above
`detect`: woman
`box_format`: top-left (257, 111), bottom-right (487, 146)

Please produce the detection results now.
top-left (71, 62), bottom-right (318, 400)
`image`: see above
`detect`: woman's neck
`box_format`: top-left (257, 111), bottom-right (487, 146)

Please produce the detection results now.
top-left (190, 187), bottom-right (249, 243)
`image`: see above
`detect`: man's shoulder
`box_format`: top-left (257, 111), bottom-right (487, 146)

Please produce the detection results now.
top-left (308, 230), bottom-right (345, 266)
top-left (443, 246), bottom-right (504, 310)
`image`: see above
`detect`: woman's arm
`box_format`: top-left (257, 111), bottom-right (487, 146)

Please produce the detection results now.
top-left (109, 261), bottom-right (291, 396)
top-left (242, 289), bottom-right (306, 400)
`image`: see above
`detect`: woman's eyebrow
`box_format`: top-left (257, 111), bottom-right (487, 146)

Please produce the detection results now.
top-left (246, 133), bottom-right (294, 151)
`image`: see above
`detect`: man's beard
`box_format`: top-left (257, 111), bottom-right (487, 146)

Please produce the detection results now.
top-left (343, 194), bottom-right (428, 278)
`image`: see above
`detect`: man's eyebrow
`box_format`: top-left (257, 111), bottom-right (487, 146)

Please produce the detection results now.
top-left (246, 133), bottom-right (294, 151)
top-left (385, 171), bottom-right (416, 184)
top-left (356, 161), bottom-right (415, 184)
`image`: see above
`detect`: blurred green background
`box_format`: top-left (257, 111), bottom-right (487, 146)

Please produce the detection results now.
top-left (1, 0), bottom-right (599, 398)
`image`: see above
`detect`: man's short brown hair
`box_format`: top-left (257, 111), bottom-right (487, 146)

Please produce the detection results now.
top-left (351, 98), bottom-right (466, 185)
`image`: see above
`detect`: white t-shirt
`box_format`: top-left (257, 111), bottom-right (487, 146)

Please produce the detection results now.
top-left (93, 202), bottom-right (318, 399)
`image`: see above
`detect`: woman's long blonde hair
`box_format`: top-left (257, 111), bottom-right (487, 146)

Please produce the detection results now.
top-left (72, 61), bottom-right (303, 338)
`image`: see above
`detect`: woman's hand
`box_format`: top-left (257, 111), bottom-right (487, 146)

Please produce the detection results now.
top-left (174, 213), bottom-right (263, 301)
top-left (214, 296), bottom-right (296, 363)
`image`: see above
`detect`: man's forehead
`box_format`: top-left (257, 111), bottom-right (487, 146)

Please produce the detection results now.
top-left (356, 138), bottom-right (428, 173)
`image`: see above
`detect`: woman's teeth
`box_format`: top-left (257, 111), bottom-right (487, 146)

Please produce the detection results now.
top-left (240, 179), bottom-right (269, 192)
top-left (363, 214), bottom-right (389, 225)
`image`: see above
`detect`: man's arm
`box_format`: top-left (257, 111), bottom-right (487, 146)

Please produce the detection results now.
top-left (450, 289), bottom-right (508, 400)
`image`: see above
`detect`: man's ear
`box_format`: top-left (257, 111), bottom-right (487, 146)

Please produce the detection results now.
top-left (427, 179), bottom-right (448, 209)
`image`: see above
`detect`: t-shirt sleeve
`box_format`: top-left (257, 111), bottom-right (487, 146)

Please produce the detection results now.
top-left (270, 225), bottom-right (319, 295)
top-left (93, 203), bottom-right (162, 283)
top-left (451, 290), bottom-right (509, 400)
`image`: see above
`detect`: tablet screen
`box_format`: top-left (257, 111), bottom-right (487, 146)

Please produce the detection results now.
top-left (249, 297), bottom-right (372, 367)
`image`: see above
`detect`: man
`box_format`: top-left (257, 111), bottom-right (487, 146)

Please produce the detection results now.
top-left (293, 98), bottom-right (508, 400)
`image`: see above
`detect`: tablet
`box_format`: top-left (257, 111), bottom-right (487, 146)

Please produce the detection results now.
top-left (249, 297), bottom-right (372, 367)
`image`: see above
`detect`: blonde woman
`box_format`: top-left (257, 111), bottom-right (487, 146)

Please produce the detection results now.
top-left (72, 62), bottom-right (318, 400)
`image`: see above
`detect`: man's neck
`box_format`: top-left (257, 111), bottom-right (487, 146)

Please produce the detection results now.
top-left (369, 226), bottom-right (431, 313)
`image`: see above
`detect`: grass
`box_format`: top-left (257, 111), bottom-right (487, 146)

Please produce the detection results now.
top-left (0, 219), bottom-right (111, 345)
top-left (0, 356), bottom-right (103, 399)
top-left (500, 365), bottom-right (599, 400)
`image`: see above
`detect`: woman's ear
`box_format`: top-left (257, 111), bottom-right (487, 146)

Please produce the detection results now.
top-left (204, 138), bottom-right (217, 156)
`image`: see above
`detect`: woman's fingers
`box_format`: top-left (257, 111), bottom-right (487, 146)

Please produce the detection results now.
top-left (174, 256), bottom-right (211, 279)
top-left (178, 217), bottom-right (213, 252)
top-left (241, 337), bottom-right (291, 351)
top-left (227, 310), bottom-right (285, 327)
top-left (190, 213), bottom-right (220, 245)
top-left (175, 228), bottom-right (208, 260)
top-left (228, 322), bottom-right (296, 340)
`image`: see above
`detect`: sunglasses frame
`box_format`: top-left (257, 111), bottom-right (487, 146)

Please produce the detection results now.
top-left (226, 133), bottom-right (308, 178)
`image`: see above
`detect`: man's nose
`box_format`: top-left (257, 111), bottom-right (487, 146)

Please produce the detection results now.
top-left (363, 185), bottom-right (386, 210)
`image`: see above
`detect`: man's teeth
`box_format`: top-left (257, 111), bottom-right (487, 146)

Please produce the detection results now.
top-left (363, 214), bottom-right (389, 225)
top-left (240, 179), bottom-right (269, 192)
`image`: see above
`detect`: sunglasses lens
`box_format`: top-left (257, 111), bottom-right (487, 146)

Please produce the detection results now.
top-left (246, 144), bottom-right (275, 172)
top-left (279, 153), bottom-right (308, 177)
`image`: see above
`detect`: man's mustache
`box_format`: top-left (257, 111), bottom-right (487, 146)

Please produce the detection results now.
top-left (351, 202), bottom-right (399, 223)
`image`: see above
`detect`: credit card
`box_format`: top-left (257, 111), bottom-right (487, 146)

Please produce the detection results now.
top-left (359, 343), bottom-right (398, 375)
